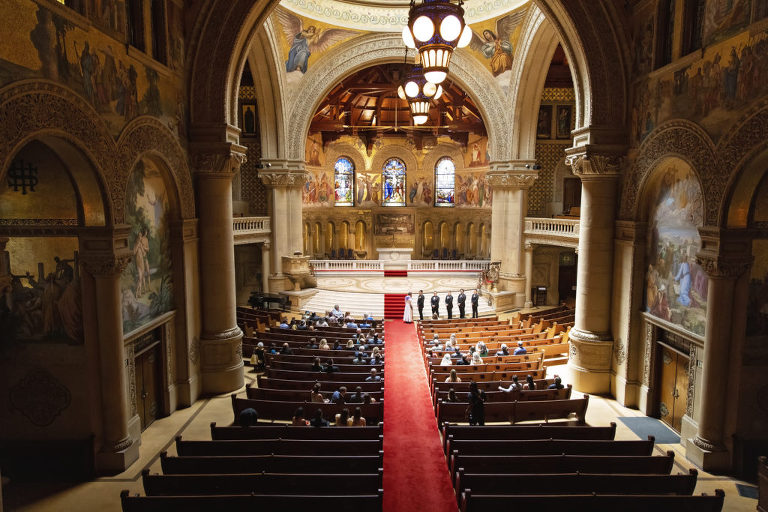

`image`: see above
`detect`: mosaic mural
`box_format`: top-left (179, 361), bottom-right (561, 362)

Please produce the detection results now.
top-left (645, 163), bottom-right (707, 336)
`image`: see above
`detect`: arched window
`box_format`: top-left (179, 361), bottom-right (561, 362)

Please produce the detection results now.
top-left (334, 157), bottom-right (355, 207)
top-left (382, 158), bottom-right (406, 206)
top-left (435, 157), bottom-right (455, 206)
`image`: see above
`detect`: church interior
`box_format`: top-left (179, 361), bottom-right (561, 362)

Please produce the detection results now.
top-left (0, 0), bottom-right (767, 510)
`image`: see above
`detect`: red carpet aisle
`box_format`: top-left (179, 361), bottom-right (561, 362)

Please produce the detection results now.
top-left (383, 293), bottom-right (406, 319)
top-left (383, 320), bottom-right (458, 512)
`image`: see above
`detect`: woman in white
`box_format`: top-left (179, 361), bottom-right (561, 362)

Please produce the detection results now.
top-left (471, 352), bottom-right (483, 365)
top-left (403, 292), bottom-right (414, 323)
top-left (440, 353), bottom-right (452, 366)
top-left (449, 333), bottom-right (457, 345)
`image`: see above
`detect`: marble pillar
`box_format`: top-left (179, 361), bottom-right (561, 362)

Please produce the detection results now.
top-left (259, 164), bottom-right (307, 293)
top-left (487, 165), bottom-right (537, 309)
top-left (524, 243), bottom-right (534, 308)
top-left (80, 228), bottom-right (139, 473)
top-left (564, 150), bottom-right (624, 394)
top-left (191, 144), bottom-right (246, 394)
top-left (261, 241), bottom-right (271, 294)
top-left (686, 228), bottom-right (753, 471)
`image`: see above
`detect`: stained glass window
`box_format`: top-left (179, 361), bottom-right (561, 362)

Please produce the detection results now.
top-left (434, 157), bottom-right (455, 207)
top-left (334, 157), bottom-right (355, 207)
top-left (382, 158), bottom-right (407, 206)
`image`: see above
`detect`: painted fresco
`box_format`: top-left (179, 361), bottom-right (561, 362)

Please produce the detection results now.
top-left (0, 1), bottom-right (184, 138)
top-left (466, 4), bottom-right (529, 93)
top-left (274, 6), bottom-right (359, 88)
top-left (631, 13), bottom-right (655, 77)
top-left (464, 136), bottom-right (489, 168)
top-left (305, 134), bottom-right (326, 166)
top-left (355, 172), bottom-right (381, 207)
top-left (303, 169), bottom-right (333, 207)
top-left (88, 0), bottom-right (127, 39)
top-left (121, 160), bottom-right (173, 333)
top-left (632, 28), bottom-right (768, 143)
top-left (703, 0), bottom-right (752, 46)
top-left (645, 164), bottom-right (707, 336)
top-left (409, 175), bottom-right (434, 207)
top-left (1, 237), bottom-right (83, 344)
top-left (456, 172), bottom-right (492, 208)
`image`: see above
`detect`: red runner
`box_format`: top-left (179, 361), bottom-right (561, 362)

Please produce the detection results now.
top-left (383, 320), bottom-right (457, 512)
top-left (383, 293), bottom-right (406, 320)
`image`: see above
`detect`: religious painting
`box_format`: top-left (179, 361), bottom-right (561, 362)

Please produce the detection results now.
top-left (374, 213), bottom-right (415, 235)
top-left (305, 134), bottom-right (325, 166)
top-left (166, 0), bottom-right (185, 71)
top-left (645, 162), bottom-right (707, 336)
top-left (273, 7), bottom-right (358, 87)
top-left (631, 27), bottom-right (768, 144)
top-left (303, 170), bottom-right (333, 207)
top-left (382, 158), bottom-right (407, 207)
top-left (556, 105), bottom-right (572, 139)
top-left (455, 172), bottom-right (492, 208)
top-left (241, 104), bottom-right (257, 135)
top-left (465, 136), bottom-right (489, 168)
top-left (409, 175), bottom-right (433, 207)
top-left (355, 172), bottom-right (381, 207)
top-left (333, 157), bottom-right (355, 207)
top-left (121, 160), bottom-right (173, 334)
top-left (1, 237), bottom-right (83, 345)
top-left (434, 157), bottom-right (455, 207)
top-left (703, 0), bottom-right (752, 46)
top-left (466, 4), bottom-right (529, 93)
top-left (537, 105), bottom-right (552, 139)
top-left (632, 14), bottom-right (655, 76)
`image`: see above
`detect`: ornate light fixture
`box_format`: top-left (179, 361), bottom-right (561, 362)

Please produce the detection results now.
top-left (402, 0), bottom-right (473, 84)
top-left (397, 65), bottom-right (443, 125)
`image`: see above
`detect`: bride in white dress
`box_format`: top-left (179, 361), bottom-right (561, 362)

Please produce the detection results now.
top-left (403, 292), bottom-right (414, 323)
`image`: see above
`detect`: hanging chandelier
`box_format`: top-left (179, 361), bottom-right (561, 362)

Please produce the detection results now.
top-left (397, 65), bottom-right (444, 125)
top-left (402, 0), bottom-right (472, 84)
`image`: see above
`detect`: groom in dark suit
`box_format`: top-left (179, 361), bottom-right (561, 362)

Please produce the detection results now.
top-left (431, 292), bottom-right (440, 319)
top-left (458, 289), bottom-right (466, 318)
top-left (445, 291), bottom-right (454, 319)
top-left (417, 290), bottom-right (425, 321)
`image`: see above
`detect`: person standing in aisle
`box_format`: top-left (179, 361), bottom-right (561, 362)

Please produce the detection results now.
top-left (431, 291), bottom-right (440, 318)
top-left (445, 291), bottom-right (454, 319)
top-left (417, 290), bottom-right (425, 321)
top-left (471, 289), bottom-right (479, 318)
top-left (457, 289), bottom-right (466, 318)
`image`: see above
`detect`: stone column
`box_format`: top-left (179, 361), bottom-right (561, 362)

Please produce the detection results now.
top-left (261, 241), bottom-right (271, 294)
top-left (191, 144), bottom-right (246, 394)
top-left (259, 163), bottom-right (306, 293)
top-left (487, 164), bottom-right (537, 309)
top-left (524, 243), bottom-right (534, 308)
top-left (80, 229), bottom-right (139, 473)
top-left (686, 227), bottom-right (752, 471)
top-left (563, 149), bottom-right (624, 394)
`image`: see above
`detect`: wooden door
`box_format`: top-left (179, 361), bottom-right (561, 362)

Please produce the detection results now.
top-left (658, 347), bottom-right (689, 432)
top-left (136, 344), bottom-right (163, 431)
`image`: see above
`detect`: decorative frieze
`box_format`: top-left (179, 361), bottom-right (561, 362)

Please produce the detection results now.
top-left (81, 254), bottom-right (132, 277)
top-left (485, 171), bottom-right (538, 189)
top-left (565, 151), bottom-right (625, 178)
top-left (190, 145), bottom-right (247, 176)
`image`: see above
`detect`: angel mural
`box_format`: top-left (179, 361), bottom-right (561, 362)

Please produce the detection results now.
top-left (275, 9), bottom-right (357, 74)
top-left (469, 10), bottom-right (527, 77)
top-left (356, 173), bottom-right (381, 207)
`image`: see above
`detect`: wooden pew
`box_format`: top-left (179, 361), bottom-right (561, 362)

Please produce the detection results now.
top-left (209, 422), bottom-right (383, 440)
top-left (246, 386), bottom-right (384, 403)
top-left (433, 378), bottom-right (556, 393)
top-left (175, 436), bottom-right (383, 456)
top-left (159, 451), bottom-right (383, 474)
top-left (442, 422), bottom-right (617, 452)
top-left (231, 396), bottom-right (384, 424)
top-left (426, 353), bottom-right (544, 366)
top-left (446, 437), bottom-right (655, 457)
top-left (429, 361), bottom-right (543, 374)
top-left (121, 490), bottom-right (383, 512)
top-left (434, 386), bottom-right (571, 406)
top-left (141, 469), bottom-right (383, 496)
top-left (458, 490), bottom-right (724, 512)
top-left (268, 361), bottom-right (385, 372)
top-left (265, 368), bottom-right (383, 381)
top-left (257, 376), bottom-right (383, 392)
top-left (453, 469), bottom-right (698, 497)
top-left (436, 396), bottom-right (589, 425)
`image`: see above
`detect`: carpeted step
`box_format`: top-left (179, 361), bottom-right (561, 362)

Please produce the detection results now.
top-left (384, 270), bottom-right (408, 278)
top-left (383, 294), bottom-right (407, 319)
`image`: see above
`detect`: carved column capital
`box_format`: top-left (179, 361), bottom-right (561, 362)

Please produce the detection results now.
top-left (81, 254), bottom-right (132, 277)
top-left (190, 143), bottom-right (247, 177)
top-left (565, 145), bottom-right (626, 180)
top-left (695, 254), bottom-right (752, 279)
top-left (485, 170), bottom-right (538, 190)
top-left (261, 241), bottom-right (272, 251)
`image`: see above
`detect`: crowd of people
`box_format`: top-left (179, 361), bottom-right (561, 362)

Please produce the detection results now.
top-left (279, 306), bottom-right (377, 330)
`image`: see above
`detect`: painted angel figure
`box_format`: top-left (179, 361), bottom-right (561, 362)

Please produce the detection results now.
top-left (276, 9), bottom-right (357, 74)
top-left (469, 10), bottom-right (527, 77)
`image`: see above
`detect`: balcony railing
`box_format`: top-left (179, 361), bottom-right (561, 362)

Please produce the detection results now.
top-left (523, 217), bottom-right (580, 247)
top-left (310, 260), bottom-right (490, 272)
top-left (233, 216), bottom-right (271, 243)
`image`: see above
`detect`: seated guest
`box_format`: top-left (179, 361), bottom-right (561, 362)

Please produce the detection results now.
top-left (446, 388), bottom-right (461, 402)
top-left (371, 346), bottom-right (383, 358)
top-left (281, 342), bottom-right (293, 355)
top-left (323, 358), bottom-right (340, 373)
top-left (316, 318), bottom-right (329, 327)
top-left (346, 319), bottom-right (358, 329)
top-left (445, 340), bottom-right (453, 352)
top-left (350, 407), bottom-right (367, 426)
top-left (352, 351), bottom-right (367, 364)
top-left (359, 315), bottom-right (372, 328)
top-left (330, 386), bottom-right (347, 404)
top-left (267, 343), bottom-right (278, 355)
top-left (239, 407), bottom-right (259, 426)
top-left (524, 374), bottom-right (536, 390)
top-left (445, 369), bottom-right (461, 383)
top-left (362, 393), bottom-right (376, 405)
top-left (452, 346), bottom-right (463, 359)
top-left (334, 408), bottom-right (351, 426)
top-left (456, 354), bottom-right (470, 365)
top-left (318, 338), bottom-right (330, 350)
top-left (370, 351), bottom-right (383, 366)
top-left (308, 325), bottom-right (316, 332)
top-left (344, 313), bottom-right (354, 323)
top-left (440, 353), bottom-right (453, 366)
top-left (495, 343), bottom-right (510, 356)
top-left (548, 376), bottom-right (564, 390)
top-left (348, 386), bottom-right (364, 403)
top-left (346, 339), bottom-right (355, 349)
top-left (499, 375), bottom-right (522, 393)
top-left (310, 408), bottom-right (329, 427)
top-left (476, 340), bottom-right (489, 356)
top-left (279, 317), bottom-right (290, 329)
top-left (297, 319), bottom-right (308, 331)
top-left (311, 357), bottom-right (323, 372)
top-left (449, 333), bottom-right (457, 346)
top-left (427, 333), bottom-right (440, 346)
top-left (330, 305), bottom-right (345, 319)
top-left (310, 383), bottom-right (327, 403)
top-left (292, 406), bottom-right (310, 426)
top-left (471, 352), bottom-right (484, 365)
top-left (513, 340), bottom-right (527, 355)
top-left (333, 340), bottom-right (343, 350)
top-left (366, 368), bottom-right (382, 382)
top-left (371, 333), bottom-right (382, 344)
